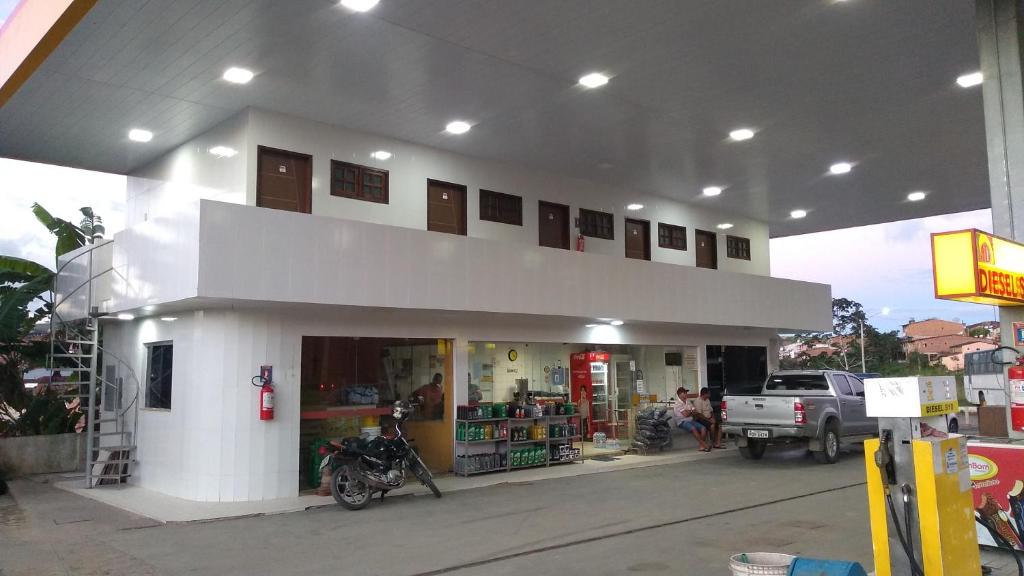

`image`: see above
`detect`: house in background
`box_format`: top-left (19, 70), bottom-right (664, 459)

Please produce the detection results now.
top-left (940, 340), bottom-right (1000, 372)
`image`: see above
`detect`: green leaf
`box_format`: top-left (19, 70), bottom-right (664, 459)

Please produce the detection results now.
top-left (0, 256), bottom-right (53, 278)
top-left (32, 203), bottom-right (85, 257)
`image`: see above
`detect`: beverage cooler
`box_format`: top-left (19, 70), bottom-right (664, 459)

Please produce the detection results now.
top-left (570, 351), bottom-right (610, 438)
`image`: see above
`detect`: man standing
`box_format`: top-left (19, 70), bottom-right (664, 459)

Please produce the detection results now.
top-left (411, 373), bottom-right (445, 420)
top-left (693, 387), bottom-right (724, 449)
top-left (673, 387), bottom-right (710, 452)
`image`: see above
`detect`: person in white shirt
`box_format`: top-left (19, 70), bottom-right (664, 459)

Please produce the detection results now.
top-left (692, 387), bottom-right (724, 449)
top-left (673, 387), bottom-right (710, 452)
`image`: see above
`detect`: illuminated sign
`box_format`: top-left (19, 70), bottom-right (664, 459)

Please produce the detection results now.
top-left (932, 229), bottom-right (1024, 306)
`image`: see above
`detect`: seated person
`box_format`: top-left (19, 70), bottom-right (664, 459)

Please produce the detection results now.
top-left (673, 386), bottom-right (710, 452)
top-left (692, 387), bottom-right (725, 449)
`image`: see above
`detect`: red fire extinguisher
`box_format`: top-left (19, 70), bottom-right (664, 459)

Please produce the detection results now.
top-left (253, 365), bottom-right (275, 421)
top-left (1011, 358), bottom-right (1024, 432)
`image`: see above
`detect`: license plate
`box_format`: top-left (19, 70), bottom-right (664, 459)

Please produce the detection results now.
top-left (746, 429), bottom-right (769, 439)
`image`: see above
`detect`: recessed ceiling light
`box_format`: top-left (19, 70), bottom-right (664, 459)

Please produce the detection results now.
top-left (160, 317), bottom-right (178, 322)
top-left (222, 67), bottom-right (254, 84)
top-left (116, 313), bottom-right (135, 321)
top-left (729, 128), bottom-right (755, 141)
top-left (578, 72), bottom-right (609, 88)
top-left (907, 191), bottom-right (928, 202)
top-left (340, 0), bottom-right (379, 11)
top-left (143, 305), bottom-right (156, 311)
top-left (585, 324), bottom-right (598, 328)
top-left (790, 209), bottom-right (807, 219)
top-left (609, 320), bottom-right (624, 326)
top-left (717, 223), bottom-right (734, 230)
top-left (445, 121), bottom-right (472, 135)
top-left (209, 145), bottom-right (238, 158)
top-left (956, 71), bottom-right (983, 88)
top-left (626, 203), bottom-right (644, 211)
top-left (128, 129), bottom-right (152, 143)
top-left (371, 150), bottom-right (392, 160)
top-left (703, 186), bottom-right (723, 197)
top-left (829, 162), bottom-right (853, 175)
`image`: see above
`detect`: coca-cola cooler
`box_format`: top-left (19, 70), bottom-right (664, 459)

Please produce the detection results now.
top-left (570, 351), bottom-right (610, 439)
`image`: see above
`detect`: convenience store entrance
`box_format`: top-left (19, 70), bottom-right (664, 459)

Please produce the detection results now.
top-left (299, 336), bottom-right (454, 490)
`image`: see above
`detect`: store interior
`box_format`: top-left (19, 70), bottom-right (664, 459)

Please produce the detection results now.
top-left (296, 337), bottom-right (768, 488)
top-left (298, 336), bottom-right (454, 490)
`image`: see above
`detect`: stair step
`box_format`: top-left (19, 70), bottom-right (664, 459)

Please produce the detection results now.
top-left (89, 459), bottom-right (136, 466)
top-left (96, 445), bottom-right (136, 452)
top-left (51, 353), bottom-right (91, 358)
top-left (59, 367), bottom-right (94, 372)
top-left (95, 431), bottom-right (130, 437)
top-left (91, 474), bottom-right (132, 480)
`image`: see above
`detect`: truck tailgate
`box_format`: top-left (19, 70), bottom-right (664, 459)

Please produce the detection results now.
top-left (726, 395), bottom-right (796, 427)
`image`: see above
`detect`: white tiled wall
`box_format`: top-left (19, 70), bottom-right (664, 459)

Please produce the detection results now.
top-left (197, 201), bottom-right (831, 333)
top-left (128, 107), bottom-right (770, 277)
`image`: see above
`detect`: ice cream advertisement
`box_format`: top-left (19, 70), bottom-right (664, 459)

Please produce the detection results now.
top-left (970, 443), bottom-right (1024, 550)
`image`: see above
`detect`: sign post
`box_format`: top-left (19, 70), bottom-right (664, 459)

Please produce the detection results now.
top-left (933, 228), bottom-right (1024, 439)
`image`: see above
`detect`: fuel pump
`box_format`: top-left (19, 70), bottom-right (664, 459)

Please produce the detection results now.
top-left (863, 376), bottom-right (980, 576)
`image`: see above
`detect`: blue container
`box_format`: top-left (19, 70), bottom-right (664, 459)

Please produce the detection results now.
top-left (787, 558), bottom-right (868, 576)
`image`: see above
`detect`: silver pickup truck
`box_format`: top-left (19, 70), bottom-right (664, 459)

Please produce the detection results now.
top-left (721, 370), bottom-right (875, 464)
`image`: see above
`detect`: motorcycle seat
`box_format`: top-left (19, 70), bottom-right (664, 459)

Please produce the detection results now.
top-left (340, 436), bottom-right (369, 455)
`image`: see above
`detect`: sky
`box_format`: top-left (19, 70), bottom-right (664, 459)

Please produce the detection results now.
top-left (0, 158), bottom-right (126, 269)
top-left (770, 209), bottom-right (997, 333)
top-left (0, 155), bottom-right (997, 336)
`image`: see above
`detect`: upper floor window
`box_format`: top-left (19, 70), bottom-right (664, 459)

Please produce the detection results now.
top-left (145, 342), bottom-right (173, 410)
top-left (658, 223), bottom-right (687, 251)
top-left (479, 189), bottom-right (522, 226)
top-left (726, 235), bottom-right (751, 260)
top-left (331, 160), bottom-right (389, 204)
top-left (579, 208), bottom-right (614, 240)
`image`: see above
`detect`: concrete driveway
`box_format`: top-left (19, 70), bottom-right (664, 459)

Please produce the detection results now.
top-left (0, 444), bottom-right (1018, 575)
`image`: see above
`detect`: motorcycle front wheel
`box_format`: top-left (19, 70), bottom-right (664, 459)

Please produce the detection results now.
top-left (407, 453), bottom-right (442, 499)
top-left (331, 465), bottom-right (373, 510)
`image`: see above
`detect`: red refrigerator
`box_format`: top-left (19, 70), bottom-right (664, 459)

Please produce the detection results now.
top-left (570, 351), bottom-right (610, 438)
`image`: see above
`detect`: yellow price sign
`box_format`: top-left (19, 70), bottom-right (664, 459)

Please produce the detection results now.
top-left (932, 229), bottom-right (1024, 306)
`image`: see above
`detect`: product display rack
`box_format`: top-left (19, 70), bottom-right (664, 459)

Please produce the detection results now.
top-left (454, 413), bottom-right (584, 477)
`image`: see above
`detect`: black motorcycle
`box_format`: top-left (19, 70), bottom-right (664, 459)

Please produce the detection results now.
top-left (320, 400), bottom-right (442, 510)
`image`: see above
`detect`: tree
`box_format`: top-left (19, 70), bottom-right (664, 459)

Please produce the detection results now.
top-left (969, 327), bottom-right (991, 338)
top-left (0, 204), bottom-right (100, 433)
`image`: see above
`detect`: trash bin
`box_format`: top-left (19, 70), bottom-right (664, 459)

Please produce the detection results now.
top-left (728, 553), bottom-right (796, 576)
top-left (787, 557), bottom-right (867, 576)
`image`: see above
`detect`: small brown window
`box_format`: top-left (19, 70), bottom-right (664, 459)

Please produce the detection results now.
top-left (658, 223), bottom-right (687, 250)
top-left (479, 189), bottom-right (522, 226)
top-left (726, 235), bottom-right (751, 260)
top-left (331, 160), bottom-right (389, 204)
top-left (579, 208), bottom-right (614, 240)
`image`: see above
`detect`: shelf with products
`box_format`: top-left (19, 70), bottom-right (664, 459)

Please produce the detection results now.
top-left (454, 403), bottom-right (584, 477)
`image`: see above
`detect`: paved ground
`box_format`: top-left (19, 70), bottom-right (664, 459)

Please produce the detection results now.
top-left (1, 443), bottom-right (1019, 576)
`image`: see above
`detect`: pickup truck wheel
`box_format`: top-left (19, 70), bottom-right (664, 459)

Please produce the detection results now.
top-left (739, 439), bottom-right (766, 460)
top-left (813, 425), bottom-right (840, 464)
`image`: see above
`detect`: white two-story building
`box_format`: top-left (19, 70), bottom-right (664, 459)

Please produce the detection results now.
top-left (3, 1), bottom-right (983, 503)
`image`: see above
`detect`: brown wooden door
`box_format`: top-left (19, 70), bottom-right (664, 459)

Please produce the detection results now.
top-left (538, 201), bottom-right (570, 249)
top-left (624, 218), bottom-right (650, 260)
top-left (256, 146), bottom-right (312, 213)
top-left (427, 179), bottom-right (467, 235)
top-left (695, 229), bottom-right (718, 269)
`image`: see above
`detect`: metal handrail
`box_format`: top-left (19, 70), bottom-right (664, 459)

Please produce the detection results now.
top-left (48, 240), bottom-right (141, 486)
top-left (52, 310), bottom-right (142, 424)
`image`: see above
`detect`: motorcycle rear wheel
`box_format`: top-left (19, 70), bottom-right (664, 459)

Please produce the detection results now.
top-left (331, 466), bottom-right (373, 510)
top-left (407, 453), bottom-right (442, 499)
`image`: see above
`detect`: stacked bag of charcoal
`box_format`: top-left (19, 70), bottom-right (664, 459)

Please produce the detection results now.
top-left (633, 407), bottom-right (673, 451)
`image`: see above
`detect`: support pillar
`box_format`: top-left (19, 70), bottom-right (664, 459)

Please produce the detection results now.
top-left (977, 0), bottom-right (1024, 439)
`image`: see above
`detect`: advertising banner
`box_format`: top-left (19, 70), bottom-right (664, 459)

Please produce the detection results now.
top-left (969, 442), bottom-right (1024, 550)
